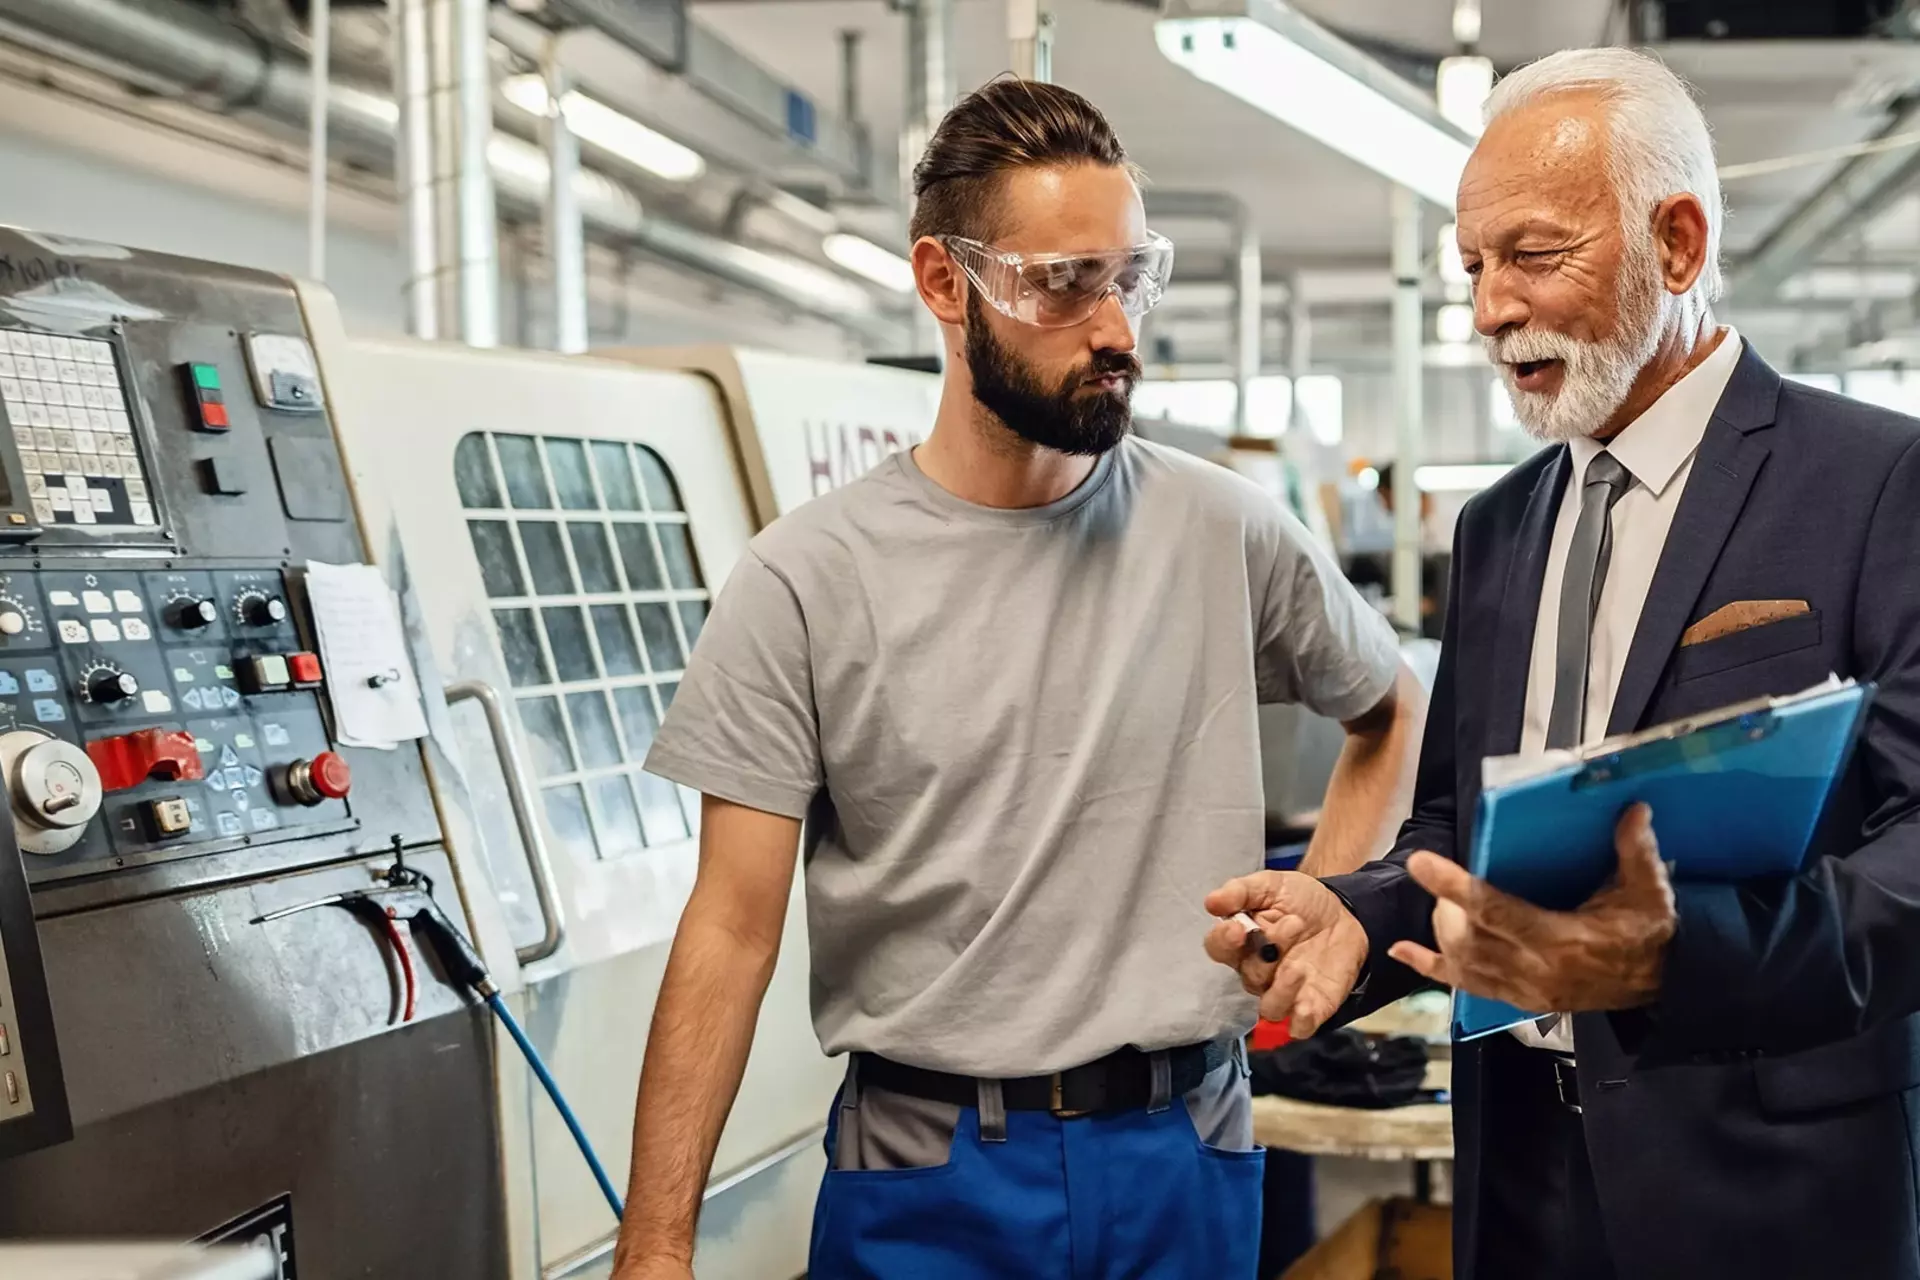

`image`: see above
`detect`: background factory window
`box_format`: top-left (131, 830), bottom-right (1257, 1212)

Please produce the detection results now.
top-left (457, 431), bottom-right (708, 857)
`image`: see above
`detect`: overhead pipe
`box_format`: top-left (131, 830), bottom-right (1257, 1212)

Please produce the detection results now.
top-left (901, 0), bottom-right (954, 356)
top-left (390, 0), bottom-right (441, 338)
top-left (0, 0), bottom-right (894, 337)
top-left (1389, 186), bottom-right (1423, 636)
top-left (307, 0), bottom-right (330, 282)
top-left (542, 34), bottom-right (589, 354)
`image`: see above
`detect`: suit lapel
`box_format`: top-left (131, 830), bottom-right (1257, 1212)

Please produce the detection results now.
top-left (1489, 449), bottom-right (1569, 756)
top-left (1605, 344), bottom-right (1781, 736)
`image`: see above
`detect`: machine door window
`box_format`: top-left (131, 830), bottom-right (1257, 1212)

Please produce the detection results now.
top-left (455, 432), bottom-right (708, 861)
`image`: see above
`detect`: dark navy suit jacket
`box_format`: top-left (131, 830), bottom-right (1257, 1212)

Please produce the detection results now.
top-left (1325, 343), bottom-right (1920, 1280)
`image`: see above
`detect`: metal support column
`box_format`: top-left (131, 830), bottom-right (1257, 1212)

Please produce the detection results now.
top-left (390, 0), bottom-right (438, 338)
top-left (1390, 185), bottom-right (1425, 635)
top-left (1234, 211), bottom-right (1262, 433)
top-left (307, 0), bottom-right (330, 281)
top-left (903, 0), bottom-right (953, 356)
top-left (455, 0), bottom-right (500, 346)
top-left (542, 35), bottom-right (587, 354)
top-left (1009, 0), bottom-right (1054, 83)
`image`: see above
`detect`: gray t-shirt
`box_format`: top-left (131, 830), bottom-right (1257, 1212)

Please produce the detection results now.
top-left (645, 437), bottom-right (1399, 1076)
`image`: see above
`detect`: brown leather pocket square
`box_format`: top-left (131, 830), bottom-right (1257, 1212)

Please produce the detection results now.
top-left (1681, 599), bottom-right (1811, 647)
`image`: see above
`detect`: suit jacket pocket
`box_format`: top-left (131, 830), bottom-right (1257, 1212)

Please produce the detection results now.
top-left (1674, 609), bottom-right (1823, 683)
top-left (1753, 1015), bottom-right (1920, 1116)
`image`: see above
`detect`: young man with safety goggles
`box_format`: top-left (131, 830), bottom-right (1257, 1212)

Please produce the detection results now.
top-left (610, 79), bottom-right (1424, 1280)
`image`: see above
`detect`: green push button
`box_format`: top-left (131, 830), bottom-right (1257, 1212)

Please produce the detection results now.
top-left (191, 363), bottom-right (221, 390)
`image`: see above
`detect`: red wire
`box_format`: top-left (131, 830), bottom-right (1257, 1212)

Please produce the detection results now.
top-left (382, 911), bottom-right (417, 1023)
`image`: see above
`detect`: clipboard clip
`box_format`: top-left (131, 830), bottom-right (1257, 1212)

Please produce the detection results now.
top-left (1571, 710), bottom-right (1781, 790)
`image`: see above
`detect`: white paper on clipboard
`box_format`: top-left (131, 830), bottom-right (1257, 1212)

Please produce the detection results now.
top-left (304, 561), bottom-right (428, 749)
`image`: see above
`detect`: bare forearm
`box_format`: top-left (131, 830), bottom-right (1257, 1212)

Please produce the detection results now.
top-left (612, 904), bottom-right (781, 1270)
top-left (1301, 664), bottom-right (1426, 876)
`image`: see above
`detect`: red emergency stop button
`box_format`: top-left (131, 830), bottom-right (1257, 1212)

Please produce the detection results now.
top-left (86, 729), bottom-right (207, 793)
top-left (280, 751), bottom-right (351, 806)
top-left (287, 651), bottom-right (323, 686)
top-left (310, 751), bottom-right (351, 799)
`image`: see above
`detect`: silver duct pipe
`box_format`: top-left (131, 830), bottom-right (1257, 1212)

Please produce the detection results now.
top-left (0, 0), bottom-right (894, 337)
top-left (307, 0), bottom-right (330, 282)
top-left (1389, 185), bottom-right (1423, 636)
top-left (390, 0), bottom-right (440, 338)
top-left (542, 34), bottom-right (589, 354)
top-left (902, 0), bottom-right (953, 355)
top-left (427, 0), bottom-right (499, 346)
top-left (1144, 191), bottom-right (1262, 431)
top-left (1008, 0), bottom-right (1054, 83)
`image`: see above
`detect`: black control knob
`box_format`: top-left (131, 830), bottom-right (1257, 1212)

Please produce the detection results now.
top-left (88, 671), bottom-right (139, 704)
top-left (173, 597), bottom-right (219, 630)
top-left (244, 596), bottom-right (288, 628)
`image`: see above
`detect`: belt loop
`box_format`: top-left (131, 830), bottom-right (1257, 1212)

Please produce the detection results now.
top-left (1148, 1051), bottom-right (1173, 1114)
top-left (977, 1077), bottom-right (1008, 1143)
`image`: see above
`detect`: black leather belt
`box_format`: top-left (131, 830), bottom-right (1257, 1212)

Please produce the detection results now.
top-left (858, 1040), bottom-right (1230, 1117)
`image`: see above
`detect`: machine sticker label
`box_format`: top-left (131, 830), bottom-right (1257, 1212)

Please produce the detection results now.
top-left (197, 1193), bottom-right (297, 1279)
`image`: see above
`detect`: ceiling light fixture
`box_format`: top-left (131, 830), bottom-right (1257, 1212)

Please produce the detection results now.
top-left (822, 233), bottom-right (916, 293)
top-left (1437, 55), bottom-right (1495, 137)
top-left (1156, 0), bottom-right (1474, 208)
top-left (502, 75), bottom-right (706, 183)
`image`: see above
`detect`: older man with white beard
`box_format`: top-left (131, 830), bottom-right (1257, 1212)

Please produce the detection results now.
top-left (1203, 47), bottom-right (1920, 1280)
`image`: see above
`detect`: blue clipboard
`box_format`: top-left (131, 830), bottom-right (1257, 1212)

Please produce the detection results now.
top-left (1452, 679), bottom-right (1875, 1042)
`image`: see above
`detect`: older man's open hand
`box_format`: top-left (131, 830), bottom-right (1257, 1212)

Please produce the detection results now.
top-left (1203, 872), bottom-right (1370, 1037)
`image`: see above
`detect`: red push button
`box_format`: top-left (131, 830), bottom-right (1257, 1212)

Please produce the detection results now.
top-left (309, 751), bottom-right (351, 800)
top-left (287, 651), bottom-right (323, 686)
top-left (200, 403), bottom-right (230, 430)
top-left (87, 729), bottom-right (207, 793)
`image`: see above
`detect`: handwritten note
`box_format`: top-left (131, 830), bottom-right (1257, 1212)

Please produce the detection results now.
top-left (305, 561), bottom-right (428, 749)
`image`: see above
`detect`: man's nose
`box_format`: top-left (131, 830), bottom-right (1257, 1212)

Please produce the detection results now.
top-left (1474, 269), bottom-right (1529, 338)
top-left (1086, 289), bottom-right (1137, 352)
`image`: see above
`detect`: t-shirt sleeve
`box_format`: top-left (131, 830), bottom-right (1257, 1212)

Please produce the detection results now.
top-left (643, 550), bottom-right (821, 819)
top-left (1253, 504), bottom-right (1402, 721)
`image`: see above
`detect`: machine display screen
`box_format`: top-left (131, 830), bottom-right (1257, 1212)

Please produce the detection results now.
top-left (0, 329), bottom-right (157, 530)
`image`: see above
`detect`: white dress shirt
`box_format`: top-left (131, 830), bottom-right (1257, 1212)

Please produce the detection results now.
top-left (1511, 326), bottom-right (1742, 1054)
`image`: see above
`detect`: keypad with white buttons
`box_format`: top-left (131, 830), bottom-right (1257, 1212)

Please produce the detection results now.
top-left (0, 329), bottom-right (157, 529)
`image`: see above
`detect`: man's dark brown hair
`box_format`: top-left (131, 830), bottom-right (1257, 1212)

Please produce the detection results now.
top-left (908, 78), bottom-right (1141, 246)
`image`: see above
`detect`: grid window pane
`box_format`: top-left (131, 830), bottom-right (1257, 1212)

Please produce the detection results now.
top-left (518, 521), bottom-right (575, 595)
top-left (546, 439), bottom-right (599, 511)
top-left (657, 680), bottom-right (679, 713)
top-left (569, 522), bottom-right (620, 593)
top-left (655, 522), bottom-right (702, 591)
top-left (613, 686), bottom-right (661, 757)
top-left (591, 776), bottom-right (646, 857)
top-left (634, 446), bottom-right (682, 511)
top-left (678, 599), bottom-right (709, 648)
top-left (637, 772), bottom-right (689, 845)
top-left (542, 606), bottom-right (598, 682)
top-left (567, 690), bottom-right (623, 769)
top-left (495, 608), bottom-right (551, 687)
top-left (468, 521), bottom-right (525, 598)
top-left (494, 435), bottom-right (552, 509)
top-left (593, 605), bottom-right (644, 676)
top-left (517, 695), bottom-right (574, 777)
top-left (542, 784), bottom-right (598, 862)
top-left (614, 524), bottom-right (666, 592)
top-left (455, 434), bottom-right (502, 508)
top-left (636, 603), bottom-right (683, 673)
top-left (592, 442), bottom-right (642, 510)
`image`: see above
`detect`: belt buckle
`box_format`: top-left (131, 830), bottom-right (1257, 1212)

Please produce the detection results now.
top-left (1049, 1073), bottom-right (1091, 1120)
top-left (1553, 1060), bottom-right (1582, 1114)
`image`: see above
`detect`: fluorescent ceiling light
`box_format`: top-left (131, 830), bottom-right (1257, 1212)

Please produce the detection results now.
top-left (1156, 0), bottom-right (1474, 208)
top-left (502, 75), bottom-right (706, 182)
top-left (1417, 462), bottom-right (1512, 492)
top-left (1451, 0), bottom-right (1482, 45)
top-left (822, 233), bottom-right (915, 293)
top-left (1437, 55), bottom-right (1494, 137)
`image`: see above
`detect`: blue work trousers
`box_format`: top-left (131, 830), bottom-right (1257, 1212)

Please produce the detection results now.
top-left (808, 1054), bottom-right (1265, 1279)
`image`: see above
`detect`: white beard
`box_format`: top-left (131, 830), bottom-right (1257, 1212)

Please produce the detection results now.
top-left (1487, 238), bottom-right (1676, 444)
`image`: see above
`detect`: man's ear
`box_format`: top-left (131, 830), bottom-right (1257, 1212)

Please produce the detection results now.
top-left (912, 237), bottom-right (967, 327)
top-left (1651, 193), bottom-right (1711, 297)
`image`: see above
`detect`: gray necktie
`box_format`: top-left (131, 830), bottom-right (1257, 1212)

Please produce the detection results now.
top-left (1546, 451), bottom-right (1634, 750)
top-left (1537, 451), bottom-right (1632, 1041)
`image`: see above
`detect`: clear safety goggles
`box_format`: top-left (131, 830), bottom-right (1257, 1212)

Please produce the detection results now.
top-left (941, 232), bottom-right (1175, 329)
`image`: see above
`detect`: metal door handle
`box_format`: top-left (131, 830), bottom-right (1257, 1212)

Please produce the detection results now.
top-left (446, 679), bottom-right (565, 964)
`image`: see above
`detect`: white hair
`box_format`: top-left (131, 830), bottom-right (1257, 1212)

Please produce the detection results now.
top-left (1485, 47), bottom-right (1725, 312)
